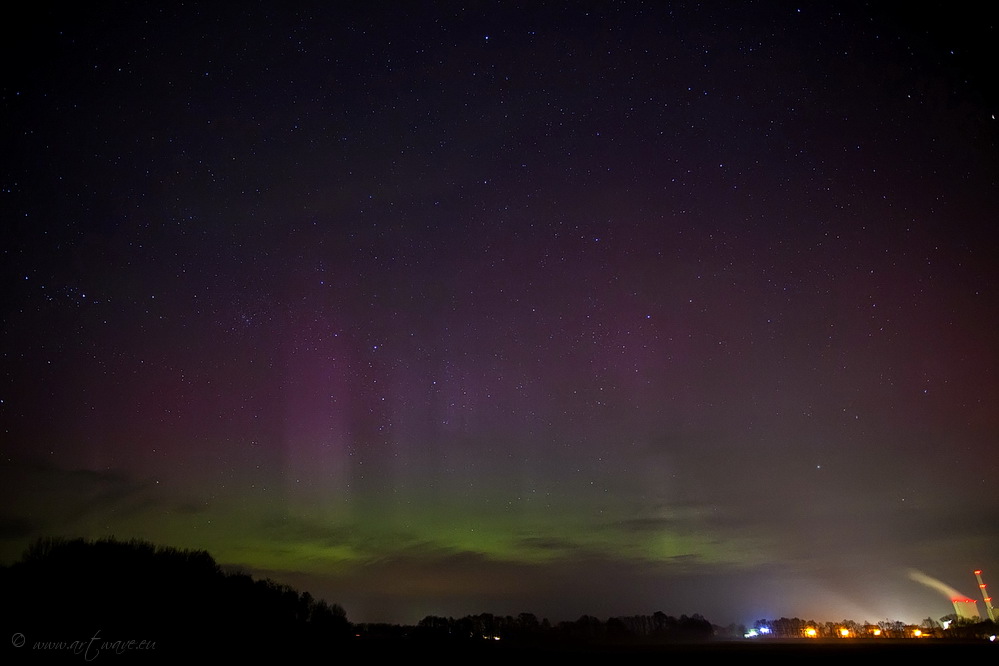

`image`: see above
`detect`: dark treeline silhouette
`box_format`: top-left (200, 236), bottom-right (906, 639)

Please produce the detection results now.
top-left (405, 610), bottom-right (714, 644)
top-left (1, 537), bottom-right (350, 658)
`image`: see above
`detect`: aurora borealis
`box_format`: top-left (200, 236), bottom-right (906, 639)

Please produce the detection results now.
top-left (2, 3), bottom-right (997, 626)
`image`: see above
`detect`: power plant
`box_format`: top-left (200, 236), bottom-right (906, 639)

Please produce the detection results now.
top-left (974, 570), bottom-right (996, 622)
top-left (946, 570), bottom-right (998, 622)
top-left (951, 598), bottom-right (980, 621)
top-left (908, 567), bottom-right (998, 624)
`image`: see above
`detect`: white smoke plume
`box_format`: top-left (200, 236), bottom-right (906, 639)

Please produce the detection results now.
top-left (907, 569), bottom-right (972, 600)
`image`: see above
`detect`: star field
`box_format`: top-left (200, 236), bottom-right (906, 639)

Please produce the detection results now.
top-left (2, 2), bottom-right (998, 624)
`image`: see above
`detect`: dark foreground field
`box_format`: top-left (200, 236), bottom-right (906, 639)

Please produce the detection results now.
top-left (6, 631), bottom-right (996, 663)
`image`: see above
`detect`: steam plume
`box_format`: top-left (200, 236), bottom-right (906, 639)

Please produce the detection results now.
top-left (907, 569), bottom-right (972, 600)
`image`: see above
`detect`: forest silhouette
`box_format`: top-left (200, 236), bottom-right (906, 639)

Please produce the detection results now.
top-left (1, 537), bottom-right (349, 658)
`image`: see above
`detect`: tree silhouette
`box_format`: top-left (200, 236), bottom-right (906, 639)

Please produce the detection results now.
top-left (1, 537), bottom-right (350, 658)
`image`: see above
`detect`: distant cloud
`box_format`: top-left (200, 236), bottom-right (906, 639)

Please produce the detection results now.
top-left (0, 516), bottom-right (33, 539)
top-left (516, 535), bottom-right (579, 552)
top-left (0, 457), bottom-right (160, 554)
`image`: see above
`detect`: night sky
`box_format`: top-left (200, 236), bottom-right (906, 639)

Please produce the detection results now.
top-left (2, 2), bottom-right (997, 626)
